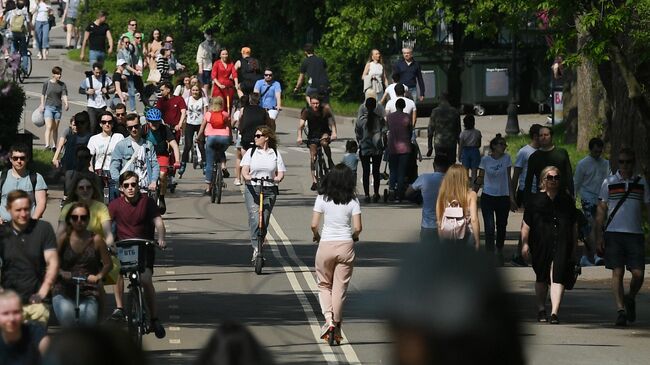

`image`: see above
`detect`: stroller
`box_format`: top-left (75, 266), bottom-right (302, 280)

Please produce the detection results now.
top-left (382, 138), bottom-right (422, 203)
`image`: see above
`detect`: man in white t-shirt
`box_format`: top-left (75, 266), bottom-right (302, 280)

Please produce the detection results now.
top-left (380, 73), bottom-right (408, 105)
top-left (510, 124), bottom-right (541, 267)
top-left (79, 63), bottom-right (114, 133)
top-left (595, 147), bottom-right (650, 327)
top-left (196, 31), bottom-right (218, 97)
top-left (87, 111), bottom-right (124, 201)
top-left (385, 84), bottom-right (416, 126)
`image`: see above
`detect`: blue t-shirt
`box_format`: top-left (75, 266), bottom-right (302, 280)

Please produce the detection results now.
top-left (411, 172), bottom-right (445, 229)
top-left (342, 153), bottom-right (358, 173)
top-left (0, 171), bottom-right (48, 221)
top-left (254, 79), bottom-right (281, 109)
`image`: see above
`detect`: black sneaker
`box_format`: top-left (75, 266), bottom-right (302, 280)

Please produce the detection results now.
top-left (364, 196), bottom-right (371, 204)
top-left (537, 310), bottom-right (547, 323)
top-left (151, 318), bottom-right (166, 338)
top-left (511, 255), bottom-right (528, 267)
top-left (311, 182), bottom-right (317, 191)
top-left (549, 314), bottom-right (559, 324)
top-left (109, 308), bottom-right (125, 322)
top-left (372, 194), bottom-right (380, 203)
top-left (426, 147), bottom-right (433, 157)
top-left (222, 169), bottom-right (230, 178)
top-left (625, 295), bottom-right (636, 323)
top-left (615, 310), bottom-right (627, 326)
top-left (158, 195), bottom-right (167, 215)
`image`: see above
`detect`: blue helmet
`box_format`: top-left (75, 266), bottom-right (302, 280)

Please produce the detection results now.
top-left (145, 107), bottom-right (162, 122)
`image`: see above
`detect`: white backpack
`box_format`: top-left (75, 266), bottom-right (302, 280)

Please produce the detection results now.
top-left (438, 200), bottom-right (469, 240)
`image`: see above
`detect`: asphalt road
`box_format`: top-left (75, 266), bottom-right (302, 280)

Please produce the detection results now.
top-left (17, 24), bottom-right (650, 365)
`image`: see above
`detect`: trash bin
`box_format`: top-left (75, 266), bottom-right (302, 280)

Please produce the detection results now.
top-left (461, 51), bottom-right (515, 115)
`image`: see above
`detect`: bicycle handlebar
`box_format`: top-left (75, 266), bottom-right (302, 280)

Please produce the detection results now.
top-left (71, 276), bottom-right (88, 284)
top-left (250, 177), bottom-right (274, 183)
top-left (114, 238), bottom-right (164, 251)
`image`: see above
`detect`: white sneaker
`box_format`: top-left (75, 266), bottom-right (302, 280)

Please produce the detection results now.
top-left (251, 247), bottom-right (258, 262)
top-left (233, 178), bottom-right (242, 186)
top-left (594, 255), bottom-right (605, 266)
top-left (579, 255), bottom-right (594, 267)
top-left (320, 323), bottom-right (330, 339)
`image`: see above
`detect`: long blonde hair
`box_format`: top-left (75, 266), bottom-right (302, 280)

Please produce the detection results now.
top-left (436, 164), bottom-right (471, 220)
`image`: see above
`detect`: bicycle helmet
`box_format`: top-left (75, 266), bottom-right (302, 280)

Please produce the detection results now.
top-left (145, 107), bottom-right (162, 122)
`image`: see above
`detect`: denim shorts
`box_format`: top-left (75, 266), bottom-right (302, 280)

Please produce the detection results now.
top-left (43, 105), bottom-right (62, 120)
top-left (201, 70), bottom-right (211, 85)
top-left (460, 146), bottom-right (481, 169)
top-left (604, 232), bottom-right (645, 271)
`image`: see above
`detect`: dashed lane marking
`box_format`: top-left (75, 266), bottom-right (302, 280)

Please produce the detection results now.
top-left (169, 339), bottom-right (181, 344)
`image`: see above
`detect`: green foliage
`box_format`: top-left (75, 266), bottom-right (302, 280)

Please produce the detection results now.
top-left (30, 148), bottom-right (54, 177)
top-left (505, 123), bottom-right (584, 170)
top-left (0, 81), bottom-right (26, 153)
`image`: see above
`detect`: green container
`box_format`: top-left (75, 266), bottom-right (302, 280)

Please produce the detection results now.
top-left (461, 51), bottom-right (514, 115)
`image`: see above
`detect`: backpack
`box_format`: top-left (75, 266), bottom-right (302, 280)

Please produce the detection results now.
top-left (0, 169), bottom-right (38, 197)
top-left (438, 200), bottom-right (469, 240)
top-left (9, 10), bottom-right (26, 33)
top-left (242, 57), bottom-right (260, 78)
top-left (206, 110), bottom-right (230, 129)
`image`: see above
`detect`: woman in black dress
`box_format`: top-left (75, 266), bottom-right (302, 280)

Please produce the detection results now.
top-left (521, 166), bottom-right (578, 324)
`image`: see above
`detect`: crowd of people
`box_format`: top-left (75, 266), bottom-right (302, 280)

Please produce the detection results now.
top-left (0, 5), bottom-right (649, 365)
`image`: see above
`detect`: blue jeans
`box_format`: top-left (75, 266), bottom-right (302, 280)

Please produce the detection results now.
top-left (388, 153), bottom-right (409, 198)
top-left (480, 194), bottom-right (511, 251)
top-left (244, 184), bottom-right (277, 249)
top-left (34, 21), bottom-right (50, 51)
top-left (11, 32), bottom-right (29, 71)
top-left (43, 105), bottom-right (62, 120)
top-left (127, 74), bottom-right (136, 111)
top-left (89, 50), bottom-right (106, 66)
top-left (53, 294), bottom-right (99, 326)
top-left (204, 135), bottom-right (231, 182)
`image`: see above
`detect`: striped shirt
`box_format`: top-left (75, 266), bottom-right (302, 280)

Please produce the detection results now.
top-left (599, 172), bottom-right (650, 234)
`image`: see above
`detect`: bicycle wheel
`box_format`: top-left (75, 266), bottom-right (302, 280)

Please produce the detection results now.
top-left (127, 286), bottom-right (144, 347)
top-left (210, 163), bottom-right (218, 203)
top-left (17, 67), bottom-right (25, 83)
top-left (25, 52), bottom-right (32, 77)
top-left (215, 166), bottom-right (223, 204)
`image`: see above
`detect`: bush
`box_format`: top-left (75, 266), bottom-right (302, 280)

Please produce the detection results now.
top-left (0, 81), bottom-right (26, 164)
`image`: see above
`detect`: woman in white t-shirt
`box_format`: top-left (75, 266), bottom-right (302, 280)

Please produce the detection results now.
top-left (475, 134), bottom-right (517, 262)
top-left (87, 111), bottom-right (124, 201)
top-left (179, 85), bottom-right (207, 177)
top-left (241, 126), bottom-right (286, 258)
top-left (33, 0), bottom-right (52, 60)
top-left (311, 164), bottom-right (362, 344)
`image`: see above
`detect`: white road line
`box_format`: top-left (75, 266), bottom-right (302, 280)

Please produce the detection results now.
top-left (266, 235), bottom-right (337, 364)
top-left (24, 90), bottom-right (87, 107)
top-left (169, 339), bottom-right (181, 344)
top-left (167, 287), bottom-right (178, 291)
top-left (168, 326), bottom-right (181, 331)
top-left (165, 270), bottom-right (175, 275)
top-left (287, 147), bottom-right (310, 154)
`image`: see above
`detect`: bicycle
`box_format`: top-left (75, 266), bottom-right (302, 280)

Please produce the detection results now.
top-left (301, 137), bottom-right (329, 189)
top-left (209, 147), bottom-right (227, 204)
top-left (115, 238), bottom-right (162, 347)
top-left (71, 276), bottom-right (88, 325)
top-left (8, 50), bottom-right (32, 84)
top-left (250, 177), bottom-right (273, 275)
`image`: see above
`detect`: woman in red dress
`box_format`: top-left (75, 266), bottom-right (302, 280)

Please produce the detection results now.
top-left (211, 49), bottom-right (239, 111)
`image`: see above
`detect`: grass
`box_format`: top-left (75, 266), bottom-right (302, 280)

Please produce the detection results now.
top-left (30, 148), bottom-right (54, 178)
top-left (283, 95), bottom-right (360, 117)
top-left (67, 49), bottom-right (117, 73)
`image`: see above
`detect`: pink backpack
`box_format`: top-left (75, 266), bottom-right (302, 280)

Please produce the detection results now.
top-left (438, 200), bottom-right (469, 240)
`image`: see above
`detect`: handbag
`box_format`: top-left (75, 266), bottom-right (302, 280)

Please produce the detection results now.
top-left (146, 68), bottom-right (161, 84)
top-left (438, 200), bottom-right (469, 240)
top-left (48, 14), bottom-right (56, 28)
top-left (103, 255), bottom-right (121, 285)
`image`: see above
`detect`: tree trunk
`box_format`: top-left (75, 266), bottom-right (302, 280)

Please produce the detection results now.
top-left (576, 58), bottom-right (608, 151)
top-left (447, 21), bottom-right (464, 109)
top-left (562, 67), bottom-right (578, 143)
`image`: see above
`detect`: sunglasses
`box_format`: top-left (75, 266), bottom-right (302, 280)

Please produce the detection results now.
top-left (264, 74), bottom-right (273, 77)
top-left (99, 119), bottom-right (112, 125)
top-left (254, 134), bottom-right (265, 138)
top-left (116, 112), bottom-right (126, 116)
top-left (545, 175), bottom-right (561, 181)
top-left (126, 124), bottom-right (140, 130)
top-left (11, 156), bottom-right (26, 161)
top-left (129, 23), bottom-right (137, 26)
top-left (619, 159), bottom-right (634, 165)
top-left (77, 185), bottom-right (93, 191)
top-left (70, 214), bottom-right (89, 222)
top-left (135, 36), bottom-right (142, 39)
top-left (122, 182), bottom-right (138, 188)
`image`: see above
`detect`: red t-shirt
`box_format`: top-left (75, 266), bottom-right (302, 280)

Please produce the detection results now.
top-left (156, 95), bottom-right (187, 127)
top-left (108, 194), bottom-right (160, 240)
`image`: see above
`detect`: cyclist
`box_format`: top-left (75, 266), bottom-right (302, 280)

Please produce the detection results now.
top-left (108, 171), bottom-right (167, 339)
top-left (197, 96), bottom-right (231, 195)
top-left (253, 67), bottom-right (282, 131)
top-left (143, 107), bottom-right (180, 214)
top-left (6, 0), bottom-right (31, 73)
top-left (109, 113), bottom-right (160, 194)
top-left (297, 96), bottom-right (337, 191)
top-left (241, 126), bottom-right (285, 261)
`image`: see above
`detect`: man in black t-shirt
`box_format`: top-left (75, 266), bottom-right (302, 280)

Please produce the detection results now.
top-left (0, 190), bottom-right (59, 326)
top-left (238, 93), bottom-right (271, 151)
top-left (297, 96), bottom-right (338, 191)
top-left (144, 113), bottom-right (180, 214)
top-left (0, 290), bottom-right (49, 364)
top-left (80, 10), bottom-right (114, 66)
top-left (293, 43), bottom-right (331, 105)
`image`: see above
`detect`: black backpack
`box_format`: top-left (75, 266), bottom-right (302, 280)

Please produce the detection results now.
top-left (241, 57), bottom-right (262, 84)
top-left (0, 169), bottom-right (38, 197)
